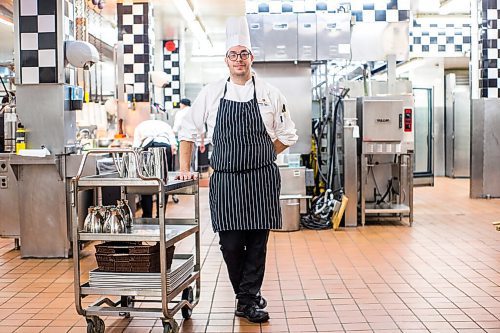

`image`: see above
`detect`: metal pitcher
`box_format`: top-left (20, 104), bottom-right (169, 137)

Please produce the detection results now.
top-left (112, 152), bottom-right (127, 178)
top-left (103, 208), bottom-right (125, 233)
top-left (139, 147), bottom-right (168, 181)
top-left (117, 199), bottom-right (133, 228)
top-left (112, 152), bottom-right (137, 178)
top-left (83, 207), bottom-right (103, 233)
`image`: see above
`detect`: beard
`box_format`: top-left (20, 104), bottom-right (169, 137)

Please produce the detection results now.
top-left (230, 63), bottom-right (250, 78)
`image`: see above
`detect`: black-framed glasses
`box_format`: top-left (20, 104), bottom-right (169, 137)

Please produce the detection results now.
top-left (226, 50), bottom-right (252, 61)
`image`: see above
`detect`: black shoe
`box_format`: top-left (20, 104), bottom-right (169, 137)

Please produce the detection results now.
top-left (257, 295), bottom-right (267, 309)
top-left (235, 304), bottom-right (269, 323)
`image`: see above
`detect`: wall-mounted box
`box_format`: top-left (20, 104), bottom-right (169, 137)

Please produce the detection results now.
top-left (263, 13), bottom-right (298, 61)
top-left (316, 12), bottom-right (351, 60)
top-left (247, 14), bottom-right (265, 62)
top-left (298, 13), bottom-right (317, 61)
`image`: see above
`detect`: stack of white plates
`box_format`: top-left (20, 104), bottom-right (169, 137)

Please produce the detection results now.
top-left (89, 254), bottom-right (194, 294)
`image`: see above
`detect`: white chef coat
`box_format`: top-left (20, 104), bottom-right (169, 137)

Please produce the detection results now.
top-left (173, 106), bottom-right (190, 134)
top-left (132, 120), bottom-right (177, 148)
top-left (178, 74), bottom-right (298, 147)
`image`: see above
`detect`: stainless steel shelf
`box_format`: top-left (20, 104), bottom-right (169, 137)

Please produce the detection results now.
top-left (365, 203), bottom-right (410, 214)
top-left (80, 271), bottom-right (200, 298)
top-left (86, 306), bottom-right (163, 319)
top-left (76, 173), bottom-right (197, 190)
top-left (78, 224), bottom-right (198, 244)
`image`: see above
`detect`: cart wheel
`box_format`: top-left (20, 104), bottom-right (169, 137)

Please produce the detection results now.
top-left (86, 320), bottom-right (95, 333)
top-left (96, 318), bottom-right (105, 333)
top-left (181, 286), bottom-right (194, 319)
top-left (86, 317), bottom-right (104, 333)
top-left (172, 195), bottom-right (179, 204)
top-left (163, 320), bottom-right (179, 333)
top-left (121, 295), bottom-right (135, 307)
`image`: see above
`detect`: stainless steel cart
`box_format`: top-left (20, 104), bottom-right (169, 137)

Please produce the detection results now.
top-left (71, 149), bottom-right (200, 333)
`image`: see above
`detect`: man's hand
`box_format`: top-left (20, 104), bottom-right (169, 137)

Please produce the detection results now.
top-left (175, 171), bottom-right (198, 180)
top-left (171, 145), bottom-right (178, 155)
top-left (176, 141), bottom-right (196, 181)
top-left (273, 140), bottom-right (289, 154)
top-left (199, 144), bottom-right (206, 153)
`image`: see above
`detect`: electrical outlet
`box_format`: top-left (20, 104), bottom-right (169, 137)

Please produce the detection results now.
top-left (0, 160), bottom-right (7, 173)
top-left (0, 176), bottom-right (7, 189)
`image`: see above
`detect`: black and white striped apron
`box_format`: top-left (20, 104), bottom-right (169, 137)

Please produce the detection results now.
top-left (209, 77), bottom-right (282, 232)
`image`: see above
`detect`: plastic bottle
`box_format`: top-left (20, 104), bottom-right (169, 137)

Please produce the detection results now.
top-left (15, 123), bottom-right (26, 154)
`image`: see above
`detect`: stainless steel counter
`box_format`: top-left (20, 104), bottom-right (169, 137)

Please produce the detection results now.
top-left (0, 153), bottom-right (21, 239)
top-left (0, 153), bottom-right (96, 258)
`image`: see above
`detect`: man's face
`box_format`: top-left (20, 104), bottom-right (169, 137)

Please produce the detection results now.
top-left (225, 45), bottom-right (253, 78)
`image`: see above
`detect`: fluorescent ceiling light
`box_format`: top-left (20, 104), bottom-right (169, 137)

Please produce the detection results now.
top-left (0, 17), bottom-right (14, 27)
top-left (190, 55), bottom-right (225, 63)
top-left (173, 0), bottom-right (212, 48)
top-left (190, 20), bottom-right (206, 40)
top-left (173, 0), bottom-right (196, 22)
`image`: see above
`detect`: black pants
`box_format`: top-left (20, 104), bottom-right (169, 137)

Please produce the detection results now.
top-left (218, 229), bottom-right (270, 305)
top-left (141, 144), bottom-right (174, 218)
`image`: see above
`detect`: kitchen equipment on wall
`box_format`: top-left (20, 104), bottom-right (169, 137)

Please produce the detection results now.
top-left (263, 13), bottom-right (298, 61)
top-left (247, 14), bottom-right (265, 61)
top-left (297, 13), bottom-right (317, 61)
top-left (0, 76), bottom-right (16, 153)
top-left (247, 12), bottom-right (352, 62)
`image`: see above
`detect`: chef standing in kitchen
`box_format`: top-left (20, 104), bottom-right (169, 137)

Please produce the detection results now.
top-left (177, 16), bottom-right (297, 323)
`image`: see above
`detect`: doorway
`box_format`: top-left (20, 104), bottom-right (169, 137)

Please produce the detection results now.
top-left (413, 87), bottom-right (434, 186)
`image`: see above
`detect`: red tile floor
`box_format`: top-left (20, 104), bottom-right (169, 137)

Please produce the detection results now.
top-left (0, 177), bottom-right (499, 332)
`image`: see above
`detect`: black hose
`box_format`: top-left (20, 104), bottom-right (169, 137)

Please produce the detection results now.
top-left (377, 179), bottom-right (392, 205)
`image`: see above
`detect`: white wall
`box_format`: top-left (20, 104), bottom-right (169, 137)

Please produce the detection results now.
top-left (0, 23), bottom-right (14, 63)
top-left (184, 57), bottom-right (228, 86)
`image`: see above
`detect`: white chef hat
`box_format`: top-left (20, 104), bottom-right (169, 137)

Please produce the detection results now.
top-left (225, 16), bottom-right (252, 52)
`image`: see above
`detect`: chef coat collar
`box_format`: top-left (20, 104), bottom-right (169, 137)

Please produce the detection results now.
top-left (227, 72), bottom-right (256, 87)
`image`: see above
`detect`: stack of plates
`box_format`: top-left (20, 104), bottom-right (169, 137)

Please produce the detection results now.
top-left (89, 254), bottom-right (194, 294)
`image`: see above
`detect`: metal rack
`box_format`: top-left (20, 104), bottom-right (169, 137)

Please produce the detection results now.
top-left (71, 149), bottom-right (200, 333)
top-left (360, 153), bottom-right (413, 226)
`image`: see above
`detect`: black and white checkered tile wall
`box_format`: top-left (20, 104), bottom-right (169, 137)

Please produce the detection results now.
top-left (479, 0), bottom-right (500, 98)
top-left (409, 19), bottom-right (471, 58)
top-left (117, 1), bottom-right (152, 103)
top-left (246, 0), bottom-right (410, 22)
top-left (350, 0), bottom-right (410, 23)
top-left (163, 40), bottom-right (181, 110)
top-left (18, 0), bottom-right (59, 84)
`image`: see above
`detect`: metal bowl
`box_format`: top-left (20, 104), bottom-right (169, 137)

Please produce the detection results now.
top-left (97, 138), bottom-right (112, 147)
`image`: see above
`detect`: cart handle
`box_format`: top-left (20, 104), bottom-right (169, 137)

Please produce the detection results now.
top-left (73, 148), bottom-right (163, 183)
top-left (71, 148), bottom-right (165, 207)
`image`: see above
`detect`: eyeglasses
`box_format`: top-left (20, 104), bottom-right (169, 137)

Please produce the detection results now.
top-left (226, 50), bottom-right (252, 61)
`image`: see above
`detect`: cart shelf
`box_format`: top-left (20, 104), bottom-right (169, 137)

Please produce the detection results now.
top-left (364, 203), bottom-right (411, 214)
top-left (79, 224), bottom-right (198, 243)
top-left (80, 271), bottom-right (200, 299)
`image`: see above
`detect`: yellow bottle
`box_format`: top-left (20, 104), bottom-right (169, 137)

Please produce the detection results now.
top-left (15, 123), bottom-right (26, 154)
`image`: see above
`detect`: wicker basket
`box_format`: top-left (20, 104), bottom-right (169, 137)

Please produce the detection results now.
top-left (95, 242), bottom-right (174, 272)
